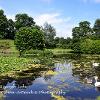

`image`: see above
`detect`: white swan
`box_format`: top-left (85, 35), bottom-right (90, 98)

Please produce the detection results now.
top-left (93, 62), bottom-right (99, 67)
top-left (94, 76), bottom-right (100, 87)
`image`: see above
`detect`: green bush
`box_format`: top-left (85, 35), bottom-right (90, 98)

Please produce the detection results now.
top-left (72, 42), bottom-right (81, 53)
top-left (14, 27), bottom-right (45, 56)
top-left (75, 39), bottom-right (100, 54)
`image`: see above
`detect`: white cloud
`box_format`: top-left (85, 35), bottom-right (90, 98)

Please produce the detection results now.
top-left (56, 24), bottom-right (74, 38)
top-left (34, 13), bottom-right (71, 25)
top-left (34, 13), bottom-right (73, 38)
top-left (6, 14), bottom-right (15, 21)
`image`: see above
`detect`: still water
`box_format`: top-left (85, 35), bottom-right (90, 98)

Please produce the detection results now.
top-left (0, 54), bottom-right (100, 100)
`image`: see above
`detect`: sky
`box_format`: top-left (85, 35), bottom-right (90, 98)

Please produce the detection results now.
top-left (0, 0), bottom-right (100, 38)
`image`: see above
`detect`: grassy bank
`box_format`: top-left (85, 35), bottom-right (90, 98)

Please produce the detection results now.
top-left (49, 48), bottom-right (73, 55)
top-left (0, 39), bottom-right (18, 56)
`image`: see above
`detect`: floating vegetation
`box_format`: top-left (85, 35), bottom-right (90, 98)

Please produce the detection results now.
top-left (0, 92), bottom-right (4, 100)
top-left (44, 70), bottom-right (58, 76)
top-left (97, 96), bottom-right (100, 100)
top-left (51, 93), bottom-right (66, 100)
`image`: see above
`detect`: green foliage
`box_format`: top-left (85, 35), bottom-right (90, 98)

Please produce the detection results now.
top-left (15, 27), bottom-right (45, 56)
top-left (72, 42), bottom-right (81, 53)
top-left (0, 56), bottom-right (32, 73)
top-left (0, 32), bottom-right (5, 39)
top-left (5, 19), bottom-right (15, 39)
top-left (93, 19), bottom-right (100, 39)
top-left (72, 20), bottom-right (100, 54)
top-left (55, 37), bottom-right (72, 49)
top-left (0, 9), bottom-right (8, 38)
top-left (80, 39), bottom-right (100, 54)
top-left (15, 13), bottom-right (35, 30)
top-left (73, 39), bottom-right (100, 54)
top-left (72, 21), bottom-right (92, 39)
top-left (43, 23), bottom-right (56, 48)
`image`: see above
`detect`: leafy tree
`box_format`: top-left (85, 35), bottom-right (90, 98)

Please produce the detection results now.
top-left (54, 37), bottom-right (60, 47)
top-left (15, 13), bottom-right (35, 30)
top-left (43, 23), bottom-right (56, 48)
top-left (93, 19), bottom-right (100, 39)
top-left (0, 9), bottom-right (8, 38)
top-left (54, 37), bottom-right (72, 49)
top-left (79, 21), bottom-right (92, 36)
top-left (72, 27), bottom-right (81, 39)
top-left (72, 21), bottom-right (93, 52)
top-left (72, 21), bottom-right (92, 39)
top-left (5, 19), bottom-right (15, 39)
top-left (15, 27), bottom-right (45, 56)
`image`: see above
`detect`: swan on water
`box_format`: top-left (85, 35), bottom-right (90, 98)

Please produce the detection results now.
top-left (93, 62), bottom-right (99, 67)
top-left (94, 76), bottom-right (100, 87)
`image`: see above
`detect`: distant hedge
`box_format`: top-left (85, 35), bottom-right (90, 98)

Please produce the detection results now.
top-left (73, 39), bottom-right (100, 54)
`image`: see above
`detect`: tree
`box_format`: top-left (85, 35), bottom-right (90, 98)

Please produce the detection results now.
top-left (5, 19), bottom-right (15, 39)
top-left (14, 27), bottom-right (45, 56)
top-left (54, 37), bottom-right (60, 46)
top-left (72, 21), bottom-right (92, 39)
top-left (79, 21), bottom-right (92, 35)
top-left (72, 21), bottom-right (93, 52)
top-left (72, 27), bottom-right (81, 39)
top-left (93, 19), bottom-right (100, 39)
top-left (43, 22), bottom-right (56, 48)
top-left (15, 13), bottom-right (35, 30)
top-left (54, 37), bottom-right (72, 49)
top-left (0, 9), bottom-right (8, 38)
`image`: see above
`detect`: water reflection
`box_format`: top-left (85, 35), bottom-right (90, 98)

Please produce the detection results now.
top-left (0, 54), bottom-right (100, 100)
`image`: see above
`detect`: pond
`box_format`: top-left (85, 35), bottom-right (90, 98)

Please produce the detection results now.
top-left (0, 54), bottom-right (100, 100)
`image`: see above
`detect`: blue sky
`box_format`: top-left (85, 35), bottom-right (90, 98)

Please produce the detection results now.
top-left (0, 0), bottom-right (100, 38)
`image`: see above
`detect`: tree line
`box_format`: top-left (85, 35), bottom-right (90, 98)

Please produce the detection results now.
top-left (0, 9), bottom-right (100, 55)
top-left (72, 21), bottom-right (100, 54)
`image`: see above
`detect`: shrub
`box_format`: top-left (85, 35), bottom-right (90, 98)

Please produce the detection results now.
top-left (80, 39), bottom-right (100, 54)
top-left (14, 27), bottom-right (45, 56)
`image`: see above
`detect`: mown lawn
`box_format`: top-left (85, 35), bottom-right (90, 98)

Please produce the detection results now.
top-left (49, 48), bottom-right (73, 55)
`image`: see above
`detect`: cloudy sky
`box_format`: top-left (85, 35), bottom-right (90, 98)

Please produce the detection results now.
top-left (0, 0), bottom-right (100, 38)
